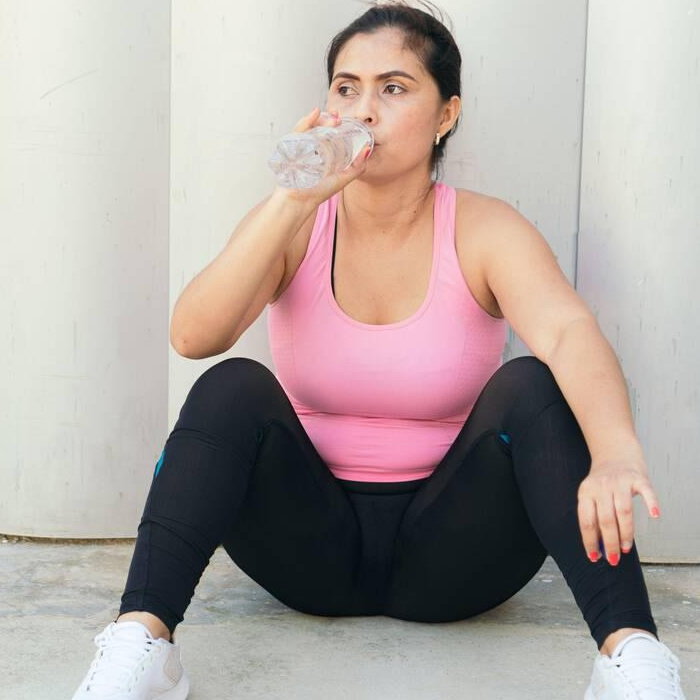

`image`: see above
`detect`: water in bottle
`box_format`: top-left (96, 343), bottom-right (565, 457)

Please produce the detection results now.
top-left (268, 112), bottom-right (375, 189)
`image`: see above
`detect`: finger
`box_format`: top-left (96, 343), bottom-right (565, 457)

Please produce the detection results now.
top-left (322, 144), bottom-right (372, 195)
top-left (635, 474), bottom-right (662, 519)
top-left (597, 490), bottom-right (621, 566)
top-left (613, 488), bottom-right (635, 555)
top-left (578, 496), bottom-right (602, 563)
top-left (357, 143), bottom-right (373, 164)
top-left (292, 107), bottom-right (320, 133)
top-left (337, 143), bottom-right (372, 180)
top-left (321, 110), bottom-right (342, 127)
top-left (319, 109), bottom-right (341, 122)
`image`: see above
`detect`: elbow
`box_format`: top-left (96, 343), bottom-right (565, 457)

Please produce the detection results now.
top-left (170, 329), bottom-right (198, 359)
top-left (170, 317), bottom-right (187, 356)
top-left (170, 335), bottom-right (191, 359)
top-left (170, 333), bottom-right (231, 360)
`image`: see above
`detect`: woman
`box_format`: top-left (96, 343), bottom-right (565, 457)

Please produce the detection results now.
top-left (71, 2), bottom-right (687, 699)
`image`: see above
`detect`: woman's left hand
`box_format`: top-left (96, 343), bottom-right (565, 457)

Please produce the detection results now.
top-left (577, 455), bottom-right (661, 566)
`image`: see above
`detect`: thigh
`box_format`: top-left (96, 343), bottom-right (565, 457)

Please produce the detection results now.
top-left (193, 359), bottom-right (365, 617)
top-left (385, 430), bottom-right (547, 622)
top-left (384, 357), bottom-right (561, 622)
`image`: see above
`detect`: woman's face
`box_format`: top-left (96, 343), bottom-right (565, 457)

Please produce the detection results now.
top-left (326, 28), bottom-right (446, 177)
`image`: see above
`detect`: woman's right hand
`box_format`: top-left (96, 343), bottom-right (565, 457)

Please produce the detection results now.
top-left (272, 107), bottom-right (373, 208)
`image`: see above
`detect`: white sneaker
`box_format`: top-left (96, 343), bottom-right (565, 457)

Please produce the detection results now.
top-left (584, 631), bottom-right (686, 699)
top-left (70, 620), bottom-right (190, 699)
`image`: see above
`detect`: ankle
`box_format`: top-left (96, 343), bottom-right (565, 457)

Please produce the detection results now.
top-left (600, 627), bottom-right (657, 657)
top-left (116, 611), bottom-right (171, 642)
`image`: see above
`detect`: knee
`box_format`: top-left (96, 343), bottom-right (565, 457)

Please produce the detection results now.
top-left (184, 357), bottom-right (276, 411)
top-left (501, 354), bottom-right (549, 375)
top-left (490, 356), bottom-right (565, 427)
top-left (494, 355), bottom-right (559, 395)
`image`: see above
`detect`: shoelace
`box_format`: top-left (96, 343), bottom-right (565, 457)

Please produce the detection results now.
top-left (607, 649), bottom-right (683, 699)
top-left (86, 625), bottom-right (160, 694)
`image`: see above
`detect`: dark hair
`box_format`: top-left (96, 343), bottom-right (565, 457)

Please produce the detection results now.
top-left (325, 0), bottom-right (462, 182)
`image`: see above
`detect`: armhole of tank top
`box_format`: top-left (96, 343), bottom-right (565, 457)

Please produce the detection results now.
top-left (451, 183), bottom-right (506, 325)
top-left (331, 204), bottom-right (338, 296)
top-left (269, 195), bottom-right (331, 307)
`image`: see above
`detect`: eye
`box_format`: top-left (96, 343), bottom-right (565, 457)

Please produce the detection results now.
top-left (337, 83), bottom-right (405, 96)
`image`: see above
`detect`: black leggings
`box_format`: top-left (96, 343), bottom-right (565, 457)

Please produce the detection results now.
top-left (118, 355), bottom-right (658, 650)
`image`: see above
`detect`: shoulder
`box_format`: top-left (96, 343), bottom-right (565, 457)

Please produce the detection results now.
top-left (454, 186), bottom-right (510, 224)
top-left (453, 185), bottom-right (555, 269)
top-left (453, 186), bottom-right (512, 258)
top-left (452, 187), bottom-right (541, 321)
top-left (450, 188), bottom-right (512, 319)
top-left (454, 187), bottom-right (533, 248)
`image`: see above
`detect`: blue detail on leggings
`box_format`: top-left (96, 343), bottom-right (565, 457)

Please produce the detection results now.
top-left (498, 432), bottom-right (511, 444)
top-left (154, 447), bottom-right (166, 478)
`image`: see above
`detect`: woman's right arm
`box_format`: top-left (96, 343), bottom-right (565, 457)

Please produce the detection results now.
top-left (170, 188), bottom-right (314, 360)
top-left (170, 106), bottom-right (373, 360)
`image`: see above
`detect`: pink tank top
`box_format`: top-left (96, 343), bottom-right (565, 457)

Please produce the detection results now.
top-left (267, 181), bottom-right (507, 482)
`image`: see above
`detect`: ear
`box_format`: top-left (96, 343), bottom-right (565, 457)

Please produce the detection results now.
top-left (440, 95), bottom-right (461, 132)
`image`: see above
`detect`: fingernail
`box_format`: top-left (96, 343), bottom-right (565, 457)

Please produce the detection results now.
top-left (588, 551), bottom-right (600, 562)
top-left (622, 542), bottom-right (632, 553)
top-left (651, 507), bottom-right (660, 518)
top-left (363, 146), bottom-right (372, 161)
top-left (609, 552), bottom-right (620, 566)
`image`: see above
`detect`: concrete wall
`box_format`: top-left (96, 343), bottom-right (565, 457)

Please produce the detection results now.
top-left (578, 1), bottom-right (700, 562)
top-left (2, 0), bottom-right (697, 560)
top-left (0, 1), bottom-right (171, 536)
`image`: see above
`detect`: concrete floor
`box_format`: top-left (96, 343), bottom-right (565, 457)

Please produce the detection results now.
top-left (0, 536), bottom-right (698, 700)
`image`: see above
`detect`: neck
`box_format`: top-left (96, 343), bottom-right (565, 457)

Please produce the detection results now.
top-left (339, 175), bottom-right (435, 245)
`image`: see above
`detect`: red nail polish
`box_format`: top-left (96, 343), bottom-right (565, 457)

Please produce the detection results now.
top-left (588, 551), bottom-right (599, 562)
top-left (651, 507), bottom-right (660, 518)
top-left (609, 552), bottom-right (620, 566)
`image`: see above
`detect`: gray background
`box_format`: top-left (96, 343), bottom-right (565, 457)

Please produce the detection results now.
top-left (1, 0), bottom-right (697, 561)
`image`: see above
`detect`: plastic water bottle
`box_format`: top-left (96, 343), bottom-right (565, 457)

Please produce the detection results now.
top-left (268, 113), bottom-right (375, 189)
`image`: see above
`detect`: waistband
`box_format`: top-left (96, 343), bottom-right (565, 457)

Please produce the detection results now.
top-left (336, 477), bottom-right (429, 495)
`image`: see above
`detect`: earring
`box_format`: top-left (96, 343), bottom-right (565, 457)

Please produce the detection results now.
top-left (434, 132), bottom-right (441, 146)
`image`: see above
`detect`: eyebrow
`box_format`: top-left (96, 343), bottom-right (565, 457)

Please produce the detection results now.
top-left (331, 70), bottom-right (418, 84)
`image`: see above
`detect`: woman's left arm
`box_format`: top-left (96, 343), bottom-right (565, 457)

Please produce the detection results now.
top-left (475, 197), bottom-right (662, 565)
top-left (547, 315), bottom-right (645, 465)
